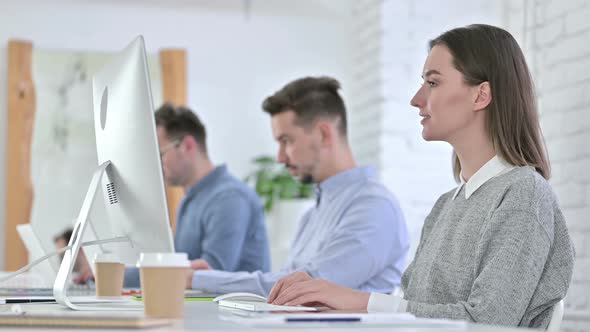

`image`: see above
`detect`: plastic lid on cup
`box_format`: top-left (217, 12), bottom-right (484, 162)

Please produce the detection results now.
top-left (136, 252), bottom-right (190, 268)
top-left (94, 252), bottom-right (122, 264)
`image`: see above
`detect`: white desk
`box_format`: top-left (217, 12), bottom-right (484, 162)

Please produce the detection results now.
top-left (0, 301), bottom-right (538, 332)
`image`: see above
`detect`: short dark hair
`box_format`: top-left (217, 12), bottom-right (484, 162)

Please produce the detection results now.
top-left (155, 103), bottom-right (207, 153)
top-left (262, 76), bottom-right (347, 136)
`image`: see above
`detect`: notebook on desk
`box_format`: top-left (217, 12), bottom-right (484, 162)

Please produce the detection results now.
top-left (0, 310), bottom-right (171, 328)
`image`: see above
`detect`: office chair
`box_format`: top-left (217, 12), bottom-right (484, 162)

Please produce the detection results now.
top-left (546, 299), bottom-right (564, 332)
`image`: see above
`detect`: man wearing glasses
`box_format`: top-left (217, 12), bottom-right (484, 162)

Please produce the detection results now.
top-left (120, 103), bottom-right (270, 287)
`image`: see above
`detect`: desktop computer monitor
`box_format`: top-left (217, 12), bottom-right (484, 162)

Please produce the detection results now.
top-left (53, 36), bottom-right (175, 310)
top-left (93, 36), bottom-right (174, 264)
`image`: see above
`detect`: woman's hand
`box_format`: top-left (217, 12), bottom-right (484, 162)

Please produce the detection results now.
top-left (268, 271), bottom-right (313, 303)
top-left (267, 272), bottom-right (370, 310)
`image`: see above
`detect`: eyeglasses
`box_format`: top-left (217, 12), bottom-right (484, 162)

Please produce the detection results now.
top-left (159, 139), bottom-right (181, 158)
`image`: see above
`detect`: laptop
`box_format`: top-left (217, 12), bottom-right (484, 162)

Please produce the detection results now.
top-left (15, 224), bottom-right (59, 287)
top-left (9, 224), bottom-right (94, 294)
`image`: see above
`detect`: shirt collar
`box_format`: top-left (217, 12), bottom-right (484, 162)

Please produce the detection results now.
top-left (452, 156), bottom-right (514, 200)
top-left (185, 164), bottom-right (227, 199)
top-left (315, 166), bottom-right (376, 205)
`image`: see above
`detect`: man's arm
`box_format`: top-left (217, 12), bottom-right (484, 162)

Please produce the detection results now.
top-left (192, 269), bottom-right (290, 296)
top-left (295, 196), bottom-right (408, 291)
top-left (192, 195), bottom-right (408, 296)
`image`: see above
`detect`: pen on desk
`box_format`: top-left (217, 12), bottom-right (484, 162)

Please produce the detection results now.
top-left (286, 317), bottom-right (361, 323)
top-left (0, 299), bottom-right (56, 304)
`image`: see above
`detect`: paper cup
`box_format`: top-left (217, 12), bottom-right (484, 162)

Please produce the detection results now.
top-left (137, 253), bottom-right (190, 319)
top-left (94, 253), bottom-right (124, 297)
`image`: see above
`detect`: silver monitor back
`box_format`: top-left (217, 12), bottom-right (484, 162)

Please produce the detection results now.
top-left (92, 36), bottom-right (174, 265)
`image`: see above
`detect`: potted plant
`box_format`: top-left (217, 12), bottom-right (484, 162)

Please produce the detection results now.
top-left (244, 156), bottom-right (314, 212)
top-left (244, 155), bottom-right (315, 271)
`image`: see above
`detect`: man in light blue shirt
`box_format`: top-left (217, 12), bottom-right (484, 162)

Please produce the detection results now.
top-left (123, 104), bottom-right (270, 287)
top-left (186, 77), bottom-right (409, 296)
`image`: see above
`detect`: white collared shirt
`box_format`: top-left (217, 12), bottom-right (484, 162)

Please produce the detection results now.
top-left (452, 155), bottom-right (515, 200)
top-left (367, 155), bottom-right (516, 313)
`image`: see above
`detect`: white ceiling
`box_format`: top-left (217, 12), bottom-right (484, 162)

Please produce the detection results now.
top-left (56, 0), bottom-right (354, 18)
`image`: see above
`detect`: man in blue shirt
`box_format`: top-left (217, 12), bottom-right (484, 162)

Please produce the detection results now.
top-left (185, 77), bottom-right (409, 296)
top-left (122, 104), bottom-right (270, 287)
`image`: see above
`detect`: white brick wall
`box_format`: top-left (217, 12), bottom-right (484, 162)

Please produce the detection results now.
top-left (348, 0), bottom-right (383, 170)
top-left (508, 1), bottom-right (590, 330)
top-left (349, 0), bottom-right (503, 266)
top-left (350, 0), bottom-right (590, 330)
top-left (379, 0), bottom-right (505, 260)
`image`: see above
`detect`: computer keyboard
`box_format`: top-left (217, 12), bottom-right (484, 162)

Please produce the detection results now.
top-left (67, 282), bottom-right (96, 295)
top-left (0, 272), bottom-right (48, 288)
top-left (0, 272), bottom-right (96, 296)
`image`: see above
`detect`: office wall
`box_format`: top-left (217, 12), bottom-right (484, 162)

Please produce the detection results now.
top-left (348, 0), bottom-right (503, 266)
top-left (505, 1), bottom-right (590, 330)
top-left (0, 0), bottom-right (353, 269)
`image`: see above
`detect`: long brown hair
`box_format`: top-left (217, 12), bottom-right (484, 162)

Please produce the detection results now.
top-left (429, 24), bottom-right (550, 181)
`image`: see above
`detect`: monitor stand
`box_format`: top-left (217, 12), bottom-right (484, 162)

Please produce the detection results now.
top-left (53, 161), bottom-right (141, 311)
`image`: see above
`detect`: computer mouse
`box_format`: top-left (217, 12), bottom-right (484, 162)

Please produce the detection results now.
top-left (212, 292), bottom-right (267, 303)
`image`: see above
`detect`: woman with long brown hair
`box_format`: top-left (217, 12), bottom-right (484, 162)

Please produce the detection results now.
top-left (266, 24), bottom-right (575, 328)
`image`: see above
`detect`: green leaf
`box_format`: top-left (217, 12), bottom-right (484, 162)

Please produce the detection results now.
top-left (253, 156), bottom-right (275, 165)
top-left (243, 154), bottom-right (314, 212)
top-left (256, 178), bottom-right (273, 194)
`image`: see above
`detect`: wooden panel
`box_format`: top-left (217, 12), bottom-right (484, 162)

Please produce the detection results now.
top-left (5, 40), bottom-right (35, 271)
top-left (159, 49), bottom-right (187, 233)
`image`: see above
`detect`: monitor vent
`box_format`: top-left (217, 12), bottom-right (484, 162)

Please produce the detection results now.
top-left (106, 182), bottom-right (118, 204)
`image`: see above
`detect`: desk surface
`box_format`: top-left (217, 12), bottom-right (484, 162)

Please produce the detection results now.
top-left (0, 301), bottom-right (537, 332)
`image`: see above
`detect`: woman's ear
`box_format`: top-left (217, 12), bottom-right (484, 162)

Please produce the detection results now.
top-left (473, 81), bottom-right (492, 112)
